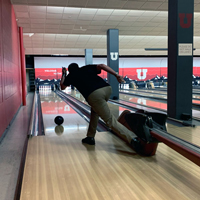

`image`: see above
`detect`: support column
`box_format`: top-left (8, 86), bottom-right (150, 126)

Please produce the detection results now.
top-left (19, 27), bottom-right (26, 106)
top-left (168, 0), bottom-right (194, 119)
top-left (85, 49), bottom-right (93, 65)
top-left (107, 29), bottom-right (119, 100)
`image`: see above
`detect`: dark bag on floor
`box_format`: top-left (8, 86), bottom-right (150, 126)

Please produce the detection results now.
top-left (125, 110), bottom-right (167, 143)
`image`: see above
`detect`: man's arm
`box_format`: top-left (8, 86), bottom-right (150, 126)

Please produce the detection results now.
top-left (97, 64), bottom-right (125, 83)
top-left (60, 67), bottom-right (67, 90)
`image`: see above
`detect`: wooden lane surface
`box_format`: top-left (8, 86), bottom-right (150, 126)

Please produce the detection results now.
top-left (67, 89), bottom-right (200, 146)
top-left (167, 123), bottom-right (200, 147)
top-left (20, 130), bottom-right (200, 200)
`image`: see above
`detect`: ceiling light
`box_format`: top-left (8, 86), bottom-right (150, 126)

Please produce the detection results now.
top-left (29, 33), bottom-right (34, 37)
top-left (52, 54), bottom-right (68, 56)
top-left (145, 48), bottom-right (167, 51)
top-left (145, 48), bottom-right (196, 51)
top-left (23, 33), bottom-right (34, 37)
top-left (73, 26), bottom-right (87, 31)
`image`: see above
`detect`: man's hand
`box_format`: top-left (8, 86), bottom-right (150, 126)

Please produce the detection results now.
top-left (62, 67), bottom-right (67, 75)
top-left (60, 67), bottom-right (67, 90)
top-left (116, 74), bottom-right (125, 83)
top-left (97, 64), bottom-right (126, 84)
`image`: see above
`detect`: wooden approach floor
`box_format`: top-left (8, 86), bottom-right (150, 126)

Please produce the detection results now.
top-left (20, 131), bottom-right (200, 200)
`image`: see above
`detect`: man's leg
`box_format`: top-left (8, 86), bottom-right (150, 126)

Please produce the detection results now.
top-left (88, 86), bottom-right (136, 143)
top-left (87, 108), bottom-right (99, 137)
top-left (82, 107), bottom-right (99, 145)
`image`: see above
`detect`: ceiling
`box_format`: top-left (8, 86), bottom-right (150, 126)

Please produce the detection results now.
top-left (11, 0), bottom-right (200, 56)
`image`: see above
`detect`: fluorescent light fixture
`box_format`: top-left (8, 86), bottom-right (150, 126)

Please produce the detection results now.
top-left (52, 54), bottom-right (68, 56)
top-left (23, 33), bottom-right (34, 37)
top-left (145, 48), bottom-right (196, 51)
top-left (145, 48), bottom-right (168, 51)
top-left (73, 26), bottom-right (87, 31)
top-left (29, 33), bottom-right (34, 37)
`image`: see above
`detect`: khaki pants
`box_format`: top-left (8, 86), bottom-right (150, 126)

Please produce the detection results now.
top-left (87, 86), bottom-right (136, 143)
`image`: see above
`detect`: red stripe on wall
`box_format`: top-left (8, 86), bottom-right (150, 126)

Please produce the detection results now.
top-left (35, 68), bottom-right (62, 80)
top-left (35, 66), bottom-right (200, 82)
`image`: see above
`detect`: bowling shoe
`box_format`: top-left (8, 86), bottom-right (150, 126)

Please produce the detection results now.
top-left (130, 137), bottom-right (142, 153)
top-left (82, 137), bottom-right (95, 145)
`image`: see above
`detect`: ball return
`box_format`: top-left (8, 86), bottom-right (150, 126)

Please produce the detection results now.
top-left (118, 110), bottom-right (200, 167)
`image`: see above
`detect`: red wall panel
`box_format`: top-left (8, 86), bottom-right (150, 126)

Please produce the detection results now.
top-left (0, 73), bottom-right (2, 103)
top-left (35, 68), bottom-right (62, 80)
top-left (0, 0), bottom-right (22, 138)
top-left (35, 67), bottom-right (170, 81)
top-left (35, 66), bottom-right (200, 82)
top-left (0, 0), bottom-right (4, 137)
top-left (119, 67), bottom-right (168, 81)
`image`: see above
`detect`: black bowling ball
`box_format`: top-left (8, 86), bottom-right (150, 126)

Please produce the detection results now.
top-left (54, 116), bottom-right (64, 125)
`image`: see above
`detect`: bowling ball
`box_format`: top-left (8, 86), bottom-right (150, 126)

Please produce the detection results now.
top-left (55, 125), bottom-right (64, 136)
top-left (54, 116), bottom-right (64, 125)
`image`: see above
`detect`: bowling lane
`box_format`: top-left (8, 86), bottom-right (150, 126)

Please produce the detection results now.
top-left (64, 88), bottom-right (200, 119)
top-left (63, 88), bottom-right (132, 119)
top-left (121, 89), bottom-right (200, 103)
top-left (135, 87), bottom-right (200, 95)
top-left (118, 95), bottom-right (200, 147)
top-left (39, 90), bottom-right (89, 136)
top-left (64, 89), bottom-right (200, 147)
top-left (20, 90), bottom-right (200, 200)
top-left (119, 91), bottom-right (200, 119)
top-left (128, 88), bottom-right (167, 95)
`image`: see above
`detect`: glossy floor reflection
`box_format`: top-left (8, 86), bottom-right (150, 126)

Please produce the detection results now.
top-left (39, 90), bottom-right (89, 136)
top-left (19, 89), bottom-right (200, 200)
top-left (64, 87), bottom-right (200, 118)
top-left (63, 88), bottom-right (200, 147)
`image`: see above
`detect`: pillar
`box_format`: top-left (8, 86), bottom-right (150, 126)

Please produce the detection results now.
top-left (167, 0), bottom-right (194, 119)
